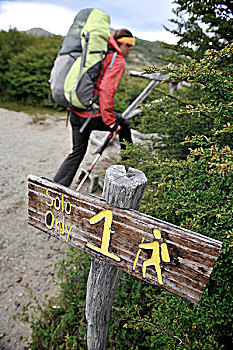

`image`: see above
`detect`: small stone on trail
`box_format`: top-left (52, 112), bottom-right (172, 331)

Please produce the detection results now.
top-left (51, 246), bottom-right (60, 252)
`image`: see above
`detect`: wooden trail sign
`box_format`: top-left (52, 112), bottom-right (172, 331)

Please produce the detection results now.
top-left (28, 173), bottom-right (222, 305)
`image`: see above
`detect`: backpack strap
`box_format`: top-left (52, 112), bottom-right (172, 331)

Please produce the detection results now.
top-left (69, 31), bottom-right (90, 107)
top-left (108, 52), bottom-right (118, 70)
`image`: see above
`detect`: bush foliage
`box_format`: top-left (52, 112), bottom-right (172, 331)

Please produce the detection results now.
top-left (120, 44), bottom-right (233, 349)
top-left (136, 44), bottom-right (233, 159)
top-left (0, 29), bottom-right (35, 91)
top-left (6, 39), bottom-right (58, 104)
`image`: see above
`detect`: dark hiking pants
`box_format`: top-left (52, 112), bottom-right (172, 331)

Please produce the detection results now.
top-left (53, 112), bottom-right (132, 187)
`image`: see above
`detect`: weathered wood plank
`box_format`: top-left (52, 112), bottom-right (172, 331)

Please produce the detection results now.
top-left (27, 175), bottom-right (222, 304)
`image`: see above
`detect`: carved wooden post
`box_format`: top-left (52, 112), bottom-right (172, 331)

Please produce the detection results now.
top-left (85, 165), bottom-right (147, 350)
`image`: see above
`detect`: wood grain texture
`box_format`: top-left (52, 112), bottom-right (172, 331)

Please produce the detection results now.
top-left (27, 174), bottom-right (222, 305)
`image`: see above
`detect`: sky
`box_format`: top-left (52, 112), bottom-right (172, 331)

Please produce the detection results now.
top-left (0, 0), bottom-right (178, 43)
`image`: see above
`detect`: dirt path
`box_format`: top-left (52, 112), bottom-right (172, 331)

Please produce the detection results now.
top-left (0, 108), bottom-right (156, 349)
top-left (0, 108), bottom-right (123, 350)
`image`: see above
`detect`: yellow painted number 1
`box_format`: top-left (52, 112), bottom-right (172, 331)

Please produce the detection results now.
top-left (87, 210), bottom-right (121, 262)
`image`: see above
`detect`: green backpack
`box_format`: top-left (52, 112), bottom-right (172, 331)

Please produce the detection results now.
top-left (50, 8), bottom-right (110, 109)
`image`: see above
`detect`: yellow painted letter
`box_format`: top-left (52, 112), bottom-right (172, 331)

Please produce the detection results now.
top-left (55, 218), bottom-right (61, 233)
top-left (45, 188), bottom-right (53, 207)
top-left (45, 210), bottom-right (54, 229)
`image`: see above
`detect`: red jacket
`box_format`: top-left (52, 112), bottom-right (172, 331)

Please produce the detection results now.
top-left (69, 35), bottom-right (125, 126)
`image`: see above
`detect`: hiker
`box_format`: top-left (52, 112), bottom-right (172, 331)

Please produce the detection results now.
top-left (53, 29), bottom-right (135, 187)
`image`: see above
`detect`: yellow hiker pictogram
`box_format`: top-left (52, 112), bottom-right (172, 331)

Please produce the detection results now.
top-left (133, 229), bottom-right (170, 284)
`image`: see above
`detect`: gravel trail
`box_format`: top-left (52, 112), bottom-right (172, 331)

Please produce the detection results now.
top-left (0, 108), bottom-right (154, 349)
top-left (0, 108), bottom-right (119, 350)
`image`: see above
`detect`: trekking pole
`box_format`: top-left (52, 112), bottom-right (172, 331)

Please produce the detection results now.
top-left (76, 131), bottom-right (114, 192)
top-left (77, 76), bottom-right (161, 191)
top-left (95, 78), bottom-right (160, 154)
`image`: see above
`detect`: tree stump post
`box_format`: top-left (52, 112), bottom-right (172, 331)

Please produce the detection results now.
top-left (85, 165), bottom-right (147, 350)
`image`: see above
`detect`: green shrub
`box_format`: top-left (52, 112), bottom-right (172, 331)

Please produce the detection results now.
top-left (0, 29), bottom-right (35, 91)
top-left (5, 35), bottom-right (62, 106)
top-left (134, 44), bottom-right (233, 159)
top-left (119, 44), bottom-right (233, 349)
top-left (23, 249), bottom-right (89, 349)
